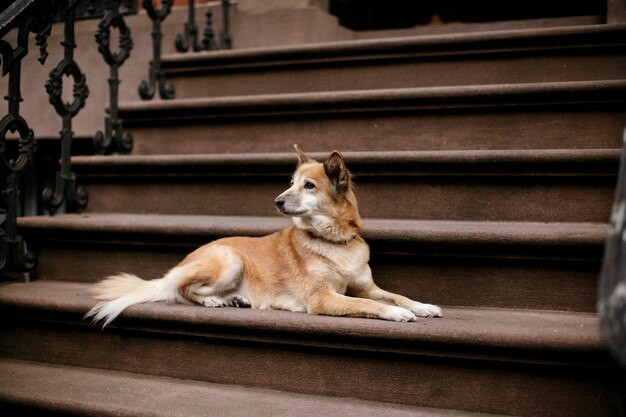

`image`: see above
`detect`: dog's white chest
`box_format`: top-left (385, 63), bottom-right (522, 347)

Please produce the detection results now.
top-left (306, 239), bottom-right (370, 288)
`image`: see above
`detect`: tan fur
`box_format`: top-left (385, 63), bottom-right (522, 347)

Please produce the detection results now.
top-left (86, 146), bottom-right (442, 326)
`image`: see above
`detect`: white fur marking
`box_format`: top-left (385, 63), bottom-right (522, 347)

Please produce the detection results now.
top-left (84, 266), bottom-right (192, 327)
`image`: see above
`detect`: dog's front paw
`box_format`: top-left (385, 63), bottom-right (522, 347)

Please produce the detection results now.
top-left (382, 306), bottom-right (417, 322)
top-left (411, 302), bottom-right (443, 318)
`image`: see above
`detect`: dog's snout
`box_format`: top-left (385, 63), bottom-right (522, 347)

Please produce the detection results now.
top-left (274, 197), bottom-right (285, 209)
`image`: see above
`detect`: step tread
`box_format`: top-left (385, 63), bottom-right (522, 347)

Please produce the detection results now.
top-left (162, 23), bottom-right (626, 70)
top-left (17, 213), bottom-right (608, 247)
top-left (119, 80), bottom-right (626, 115)
top-left (71, 148), bottom-right (620, 175)
top-left (0, 358), bottom-right (507, 417)
top-left (0, 281), bottom-right (603, 357)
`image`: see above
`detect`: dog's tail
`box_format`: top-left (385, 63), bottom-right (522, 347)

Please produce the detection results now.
top-left (84, 270), bottom-right (183, 327)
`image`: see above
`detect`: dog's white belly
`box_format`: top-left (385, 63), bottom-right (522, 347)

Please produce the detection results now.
top-left (237, 280), bottom-right (307, 313)
top-left (266, 294), bottom-right (307, 312)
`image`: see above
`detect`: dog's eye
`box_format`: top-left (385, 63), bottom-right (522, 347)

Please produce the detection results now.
top-left (304, 181), bottom-right (316, 190)
top-left (290, 180), bottom-right (294, 186)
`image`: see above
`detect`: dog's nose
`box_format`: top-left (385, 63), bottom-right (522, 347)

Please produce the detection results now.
top-left (274, 197), bottom-right (285, 209)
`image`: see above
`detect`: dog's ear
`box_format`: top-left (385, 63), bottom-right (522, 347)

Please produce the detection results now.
top-left (324, 151), bottom-right (349, 194)
top-left (294, 144), bottom-right (311, 165)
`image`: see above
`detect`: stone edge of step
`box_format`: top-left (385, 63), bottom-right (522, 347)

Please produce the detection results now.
top-left (0, 281), bottom-right (607, 367)
top-left (70, 149), bottom-right (620, 177)
top-left (161, 24), bottom-right (626, 72)
top-left (0, 358), bottom-right (513, 417)
top-left (117, 80), bottom-right (626, 122)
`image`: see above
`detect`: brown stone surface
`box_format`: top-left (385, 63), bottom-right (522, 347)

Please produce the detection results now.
top-left (0, 281), bottom-right (604, 353)
top-left (17, 213), bottom-right (607, 256)
top-left (119, 81), bottom-right (626, 154)
top-left (0, 281), bottom-right (620, 417)
top-left (72, 149), bottom-right (618, 222)
top-left (0, 359), bottom-right (506, 417)
top-left (163, 24), bottom-right (626, 98)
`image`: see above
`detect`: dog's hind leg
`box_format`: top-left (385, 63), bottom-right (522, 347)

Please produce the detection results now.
top-left (176, 244), bottom-right (248, 308)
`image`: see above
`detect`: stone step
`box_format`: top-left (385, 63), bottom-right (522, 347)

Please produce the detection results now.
top-left (162, 24), bottom-right (626, 98)
top-left (119, 80), bottom-right (626, 154)
top-left (0, 281), bottom-right (620, 417)
top-left (17, 213), bottom-right (607, 312)
top-left (0, 358), bottom-right (508, 417)
top-left (72, 149), bottom-right (618, 223)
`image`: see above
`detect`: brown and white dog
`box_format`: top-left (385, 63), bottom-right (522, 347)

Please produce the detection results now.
top-left (86, 146), bottom-right (442, 326)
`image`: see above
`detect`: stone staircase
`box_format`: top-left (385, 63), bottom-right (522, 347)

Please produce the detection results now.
top-left (1, 21), bottom-right (626, 417)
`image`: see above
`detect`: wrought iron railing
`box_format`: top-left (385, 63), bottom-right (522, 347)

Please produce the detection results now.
top-left (40, 1), bottom-right (90, 215)
top-left (0, 0), bottom-right (231, 279)
top-left (0, 0), bottom-right (51, 279)
top-left (138, 0), bottom-right (174, 100)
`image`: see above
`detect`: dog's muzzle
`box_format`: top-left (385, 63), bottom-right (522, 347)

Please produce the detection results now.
top-left (274, 195), bottom-right (302, 215)
top-left (274, 197), bottom-right (286, 210)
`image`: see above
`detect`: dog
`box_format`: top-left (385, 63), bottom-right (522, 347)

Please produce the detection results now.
top-left (85, 145), bottom-right (442, 327)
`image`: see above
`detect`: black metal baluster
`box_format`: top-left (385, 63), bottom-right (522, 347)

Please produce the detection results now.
top-left (220, 0), bottom-right (232, 50)
top-left (200, 7), bottom-right (218, 51)
top-left (93, 0), bottom-right (133, 155)
top-left (175, 0), bottom-right (202, 52)
top-left (176, 0), bottom-right (230, 53)
top-left (0, 2), bottom-right (54, 278)
top-left (42, 3), bottom-right (89, 215)
top-left (138, 0), bottom-right (174, 100)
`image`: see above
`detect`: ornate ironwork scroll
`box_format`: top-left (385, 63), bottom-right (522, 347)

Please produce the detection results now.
top-left (598, 126), bottom-right (626, 367)
top-left (42, 3), bottom-right (89, 214)
top-left (139, 0), bottom-right (174, 100)
top-left (93, 0), bottom-right (133, 154)
top-left (0, 1), bottom-right (54, 278)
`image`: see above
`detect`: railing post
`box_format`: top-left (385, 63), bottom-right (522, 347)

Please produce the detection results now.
top-left (175, 0), bottom-right (202, 52)
top-left (0, 0), bottom-right (55, 279)
top-left (598, 126), bottom-right (626, 367)
top-left (42, 1), bottom-right (89, 214)
top-left (201, 8), bottom-right (219, 51)
top-left (607, 0), bottom-right (626, 23)
top-left (93, 0), bottom-right (133, 155)
top-left (175, 0), bottom-right (231, 53)
top-left (138, 0), bottom-right (175, 100)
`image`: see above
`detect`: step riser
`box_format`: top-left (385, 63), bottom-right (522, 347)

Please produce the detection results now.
top-left (127, 109), bottom-right (626, 154)
top-left (0, 319), bottom-right (618, 417)
top-left (80, 176), bottom-right (615, 223)
top-left (167, 53), bottom-right (626, 98)
top-left (29, 242), bottom-right (600, 312)
top-left (163, 25), bottom-right (626, 98)
top-left (0, 359), bottom-right (516, 417)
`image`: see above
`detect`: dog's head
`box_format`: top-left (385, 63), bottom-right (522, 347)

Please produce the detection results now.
top-left (274, 145), bottom-right (362, 241)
